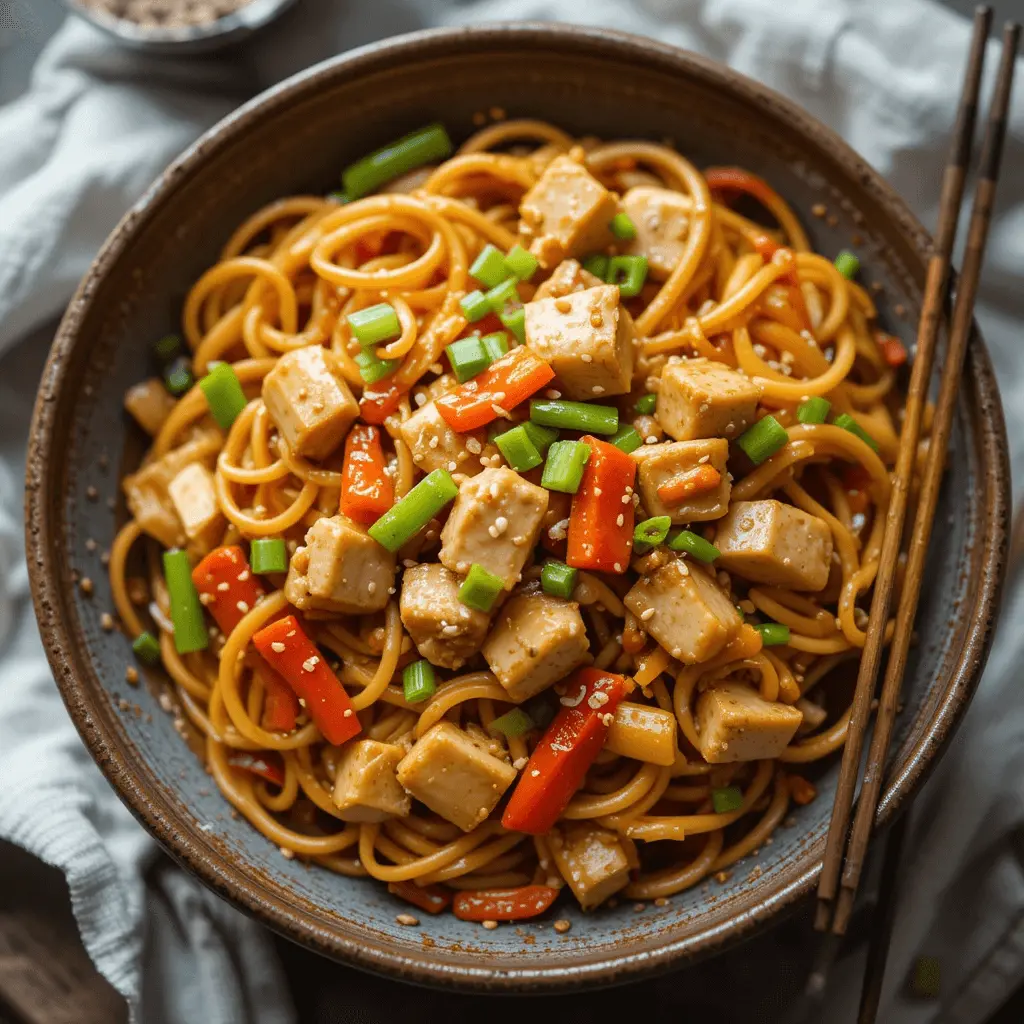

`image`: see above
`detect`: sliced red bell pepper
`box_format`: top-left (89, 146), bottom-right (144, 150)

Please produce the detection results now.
top-left (876, 331), bottom-right (908, 368)
top-left (656, 464), bottom-right (722, 506)
top-left (227, 751), bottom-right (285, 787)
top-left (360, 380), bottom-right (407, 425)
top-left (340, 423), bottom-right (394, 526)
top-left (452, 886), bottom-right (560, 922)
top-left (252, 614), bottom-right (362, 746)
top-left (502, 668), bottom-right (633, 835)
top-left (258, 665), bottom-right (300, 732)
top-left (435, 346), bottom-right (554, 432)
top-left (192, 545), bottom-right (267, 635)
top-left (704, 167), bottom-right (782, 211)
top-left (566, 436), bottom-right (637, 574)
top-left (388, 881), bottom-right (452, 915)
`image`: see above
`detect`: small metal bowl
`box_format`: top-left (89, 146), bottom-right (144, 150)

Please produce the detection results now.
top-left (63, 0), bottom-right (299, 55)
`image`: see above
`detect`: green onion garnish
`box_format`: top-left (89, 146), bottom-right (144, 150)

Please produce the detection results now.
top-left (737, 414), bottom-right (788, 465)
top-left (199, 362), bottom-right (247, 430)
top-left (832, 413), bottom-right (879, 451)
top-left (711, 785), bottom-right (744, 814)
top-left (458, 563), bottom-right (505, 613)
top-left (668, 530), bottom-right (721, 563)
top-left (522, 420), bottom-right (558, 454)
top-left (446, 336), bottom-right (490, 383)
top-left (403, 659), bottom-right (437, 703)
top-left (342, 123), bottom-right (452, 199)
top-left (480, 332), bottom-right (509, 361)
top-left (634, 515), bottom-right (672, 547)
top-left (354, 348), bottom-right (399, 384)
top-left (470, 244), bottom-right (513, 289)
top-left (162, 550), bottom-right (209, 654)
top-left (582, 254), bottom-right (609, 279)
top-left (634, 393), bottom-right (657, 415)
top-left (541, 560), bottom-right (578, 599)
top-left (488, 707), bottom-right (534, 738)
top-left (132, 631), bottom-right (162, 665)
top-left (797, 396), bottom-right (831, 424)
top-left (610, 212), bottom-right (637, 240)
top-left (485, 277), bottom-right (520, 315)
top-left (834, 250), bottom-right (860, 279)
top-left (608, 254), bottom-right (648, 297)
top-left (250, 538), bottom-right (287, 575)
top-left (460, 290), bottom-right (491, 323)
top-left (153, 333), bottom-right (183, 363)
top-left (494, 424), bottom-right (543, 472)
top-left (753, 622), bottom-right (791, 646)
top-left (610, 424), bottom-right (643, 454)
top-left (505, 244), bottom-right (539, 282)
top-left (541, 440), bottom-right (592, 494)
top-left (367, 469), bottom-right (458, 553)
top-left (530, 399), bottom-right (619, 436)
top-left (348, 303), bottom-right (401, 347)
top-left (164, 357), bottom-right (194, 397)
top-left (499, 304), bottom-right (526, 342)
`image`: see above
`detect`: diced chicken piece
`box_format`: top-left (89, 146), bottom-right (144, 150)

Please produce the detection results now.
top-left (524, 284), bottom-right (635, 400)
top-left (122, 435), bottom-right (218, 548)
top-left (396, 722), bottom-right (517, 832)
top-left (261, 345), bottom-right (358, 460)
top-left (285, 514), bottom-right (395, 615)
top-left (796, 696), bottom-right (828, 735)
top-left (549, 822), bottom-right (636, 910)
top-left (604, 702), bottom-right (678, 766)
top-left (656, 358), bottom-right (762, 441)
top-left (634, 438), bottom-right (731, 523)
top-left (124, 378), bottom-right (176, 436)
top-left (621, 186), bottom-right (691, 281)
top-left (714, 500), bottom-right (833, 591)
top-left (532, 258), bottom-right (605, 300)
top-left (624, 560), bottom-right (742, 665)
top-left (331, 739), bottom-right (410, 822)
top-left (439, 467), bottom-right (548, 589)
top-left (695, 681), bottom-right (803, 763)
top-left (518, 155), bottom-right (618, 268)
top-left (398, 401), bottom-right (494, 477)
top-left (167, 463), bottom-right (223, 554)
top-left (481, 592), bottom-right (589, 702)
top-left (400, 563), bottom-right (491, 670)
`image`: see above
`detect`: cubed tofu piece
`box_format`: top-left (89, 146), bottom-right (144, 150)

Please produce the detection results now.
top-left (656, 358), bottom-right (762, 441)
top-left (167, 463), bottom-right (223, 554)
top-left (621, 186), bottom-right (691, 281)
top-left (261, 346), bottom-right (358, 460)
top-left (398, 401), bottom-right (494, 477)
top-left (124, 378), bottom-right (177, 436)
top-left (285, 515), bottom-right (395, 615)
top-left (624, 560), bottom-right (741, 665)
top-left (695, 681), bottom-right (803, 763)
top-left (396, 722), bottom-right (517, 832)
top-left (400, 563), bottom-right (491, 670)
top-left (331, 739), bottom-right (410, 822)
top-left (532, 258), bottom-right (605, 300)
top-left (549, 822), bottom-right (635, 910)
top-left (605, 702), bottom-right (678, 766)
top-left (518, 156), bottom-right (618, 268)
top-left (439, 467), bottom-right (548, 589)
top-left (481, 592), bottom-right (590, 702)
top-left (714, 500), bottom-right (833, 591)
top-left (634, 438), bottom-right (731, 523)
top-left (524, 284), bottom-right (635, 400)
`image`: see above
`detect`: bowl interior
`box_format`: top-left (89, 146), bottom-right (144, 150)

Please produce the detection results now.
top-left (28, 25), bottom-right (1008, 988)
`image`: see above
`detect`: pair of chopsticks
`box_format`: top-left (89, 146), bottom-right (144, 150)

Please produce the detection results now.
top-left (811, 2), bottom-right (1020, 1016)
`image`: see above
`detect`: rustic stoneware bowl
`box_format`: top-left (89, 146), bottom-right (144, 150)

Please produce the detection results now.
top-left (26, 23), bottom-right (1009, 991)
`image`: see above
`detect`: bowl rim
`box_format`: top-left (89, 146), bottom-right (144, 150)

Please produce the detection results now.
top-left (25, 21), bottom-right (1010, 990)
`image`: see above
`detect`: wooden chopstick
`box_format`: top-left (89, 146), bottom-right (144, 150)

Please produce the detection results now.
top-left (813, 3), bottom-right (995, 934)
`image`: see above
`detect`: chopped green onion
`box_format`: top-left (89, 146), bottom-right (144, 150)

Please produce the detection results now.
top-left (735, 605), bottom-right (746, 622)
top-left (711, 786), bottom-right (744, 814)
top-left (505, 244), bottom-right (539, 281)
top-left (327, 189), bottom-right (351, 204)
top-left (342, 123), bottom-right (452, 199)
top-left (250, 538), bottom-right (287, 574)
top-left (164, 357), bottom-right (194, 397)
top-left (797, 396), bottom-right (831, 424)
top-left (368, 469), bottom-right (458, 553)
top-left (522, 420), bottom-right (558, 453)
top-left (541, 560), bottom-right (578, 599)
top-left (634, 393), bottom-right (657, 415)
top-left (494, 425), bottom-right (543, 472)
top-left (446, 336), bottom-right (490, 383)
top-left (403, 659), bottom-right (437, 703)
top-left (132, 631), bottom-right (161, 665)
top-left (834, 250), bottom-right (860, 280)
top-left (499, 304), bottom-right (526, 342)
top-left (348, 303), bottom-right (401, 347)
top-left (488, 707), bottom-right (535, 738)
top-left (480, 331), bottom-right (509, 361)
top-left (610, 424), bottom-right (643, 454)
top-left (634, 515), bottom-right (672, 547)
top-left (832, 413), bottom-right (879, 451)
top-left (470, 244), bottom-right (512, 289)
top-left (737, 415), bottom-right (788, 465)
top-left (754, 622), bottom-right (791, 646)
top-left (530, 399), bottom-right (619, 435)
top-left (460, 290), bottom-right (491, 323)
top-left (153, 333), bottom-right (182, 363)
top-left (668, 530), bottom-right (721, 563)
top-left (541, 440), bottom-right (592, 494)
top-left (458, 563), bottom-right (505, 612)
top-left (162, 550), bottom-right (208, 654)
top-left (910, 956), bottom-right (941, 998)
top-left (582, 254), bottom-right (609, 279)
top-left (607, 254), bottom-right (648, 297)
top-left (485, 277), bottom-right (520, 315)
top-left (524, 694), bottom-right (558, 729)
top-left (354, 348), bottom-right (399, 384)
top-left (199, 363), bottom-right (247, 430)
top-left (610, 212), bottom-right (637, 240)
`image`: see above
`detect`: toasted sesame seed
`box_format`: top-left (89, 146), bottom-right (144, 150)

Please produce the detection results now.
top-left (640, 607), bottom-right (656, 621)
top-left (302, 656), bottom-right (319, 672)
top-left (125, 666), bottom-right (139, 685)
top-left (580, 353), bottom-right (593, 363)
top-left (100, 612), bottom-right (115, 632)
top-left (271, 641), bottom-right (286, 653)
top-left (79, 577), bottom-right (94, 595)
top-left (553, 919), bottom-right (572, 934)
top-left (482, 919), bottom-right (499, 930)
top-left (236, 601), bottom-right (249, 614)
top-left (396, 913), bottom-right (419, 926)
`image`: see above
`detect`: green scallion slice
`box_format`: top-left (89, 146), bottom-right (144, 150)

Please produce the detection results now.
top-left (485, 277), bottom-right (520, 315)
top-left (446, 336), bottom-right (490, 383)
top-left (832, 413), bottom-right (879, 451)
top-left (342, 123), bottom-right (452, 199)
top-left (610, 424), bottom-right (643, 454)
top-left (541, 560), bottom-right (578, 599)
top-left (460, 290), bottom-right (491, 323)
top-left (505, 244), bottom-right (539, 281)
top-left (164, 357), bottom-right (194, 397)
top-left (834, 250), bottom-right (860, 279)
top-left (494, 424), bottom-right (543, 472)
top-left (354, 348), bottom-right (399, 384)
top-left (737, 415), bottom-right (788, 465)
top-left (480, 331), bottom-right (509, 361)
top-left (162, 550), bottom-right (208, 654)
top-left (522, 420), bottom-right (558, 454)
top-left (499, 304), bottom-right (526, 342)
top-left (488, 707), bottom-right (535, 738)
top-left (711, 785), bottom-right (744, 814)
top-left (608, 254), bottom-right (648, 297)
top-left (132, 631), bottom-right (162, 665)
top-left (458, 563), bottom-right (505, 612)
top-left (530, 399), bottom-right (619, 436)
top-left (470, 244), bottom-right (512, 289)
top-left (797, 396), bottom-right (831, 424)
top-left (753, 621), bottom-right (791, 646)
top-left (634, 515), bottom-right (672, 547)
top-left (367, 469), bottom-right (458, 553)
top-left (199, 362), bottom-right (247, 430)
top-left (403, 659), bottom-right (437, 703)
top-left (153, 333), bottom-right (182, 363)
top-left (634, 393), bottom-right (657, 415)
top-left (610, 212), bottom-right (637, 240)
top-left (348, 303), bottom-right (401, 347)
top-left (541, 440), bottom-right (592, 494)
top-left (250, 538), bottom-right (287, 575)
top-left (582, 254), bottom-right (609, 279)
top-left (668, 530), bottom-right (721, 563)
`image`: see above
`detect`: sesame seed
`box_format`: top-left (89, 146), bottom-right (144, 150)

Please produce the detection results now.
top-left (531, 769), bottom-right (541, 777)
top-left (236, 601), bottom-right (249, 614)
top-left (125, 666), bottom-right (139, 685)
top-left (592, 385), bottom-right (605, 394)
top-left (79, 577), bottom-right (94, 595)
top-left (581, 353), bottom-right (593, 363)
top-left (613, 562), bottom-right (623, 572)
top-left (645, 436), bottom-right (658, 444)
top-left (482, 919), bottom-right (499, 930)
top-left (414, 392), bottom-right (427, 407)
top-left (466, 437), bottom-right (482, 454)
top-left (367, 581), bottom-right (377, 594)
top-left (344, 709), bottom-right (354, 717)
top-left (616, 514), bottom-right (624, 527)
top-left (100, 613), bottom-right (115, 632)
top-left (640, 607), bottom-right (656, 621)
top-left (271, 642), bottom-right (286, 653)
top-left (217, 582), bottom-right (230, 592)
top-left (396, 913), bottom-right (419, 926)
top-left (302, 656), bottom-right (319, 672)
top-left (545, 389), bottom-right (561, 400)
top-left (553, 919), bottom-right (572, 934)
top-left (86, 485), bottom-right (98, 501)
top-left (237, 570), bottom-right (250, 581)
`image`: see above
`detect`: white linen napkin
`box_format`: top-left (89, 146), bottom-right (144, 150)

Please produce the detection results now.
top-left (1, 2), bottom-right (1021, 1022)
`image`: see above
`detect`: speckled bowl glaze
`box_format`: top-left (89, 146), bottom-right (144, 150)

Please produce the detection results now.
top-left (26, 23), bottom-right (1009, 991)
